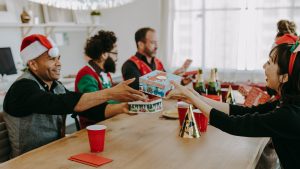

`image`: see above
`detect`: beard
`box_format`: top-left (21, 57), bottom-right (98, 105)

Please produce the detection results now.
top-left (144, 47), bottom-right (157, 57)
top-left (103, 56), bottom-right (116, 73)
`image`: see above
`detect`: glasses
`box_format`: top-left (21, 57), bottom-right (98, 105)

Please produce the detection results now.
top-left (108, 52), bottom-right (118, 62)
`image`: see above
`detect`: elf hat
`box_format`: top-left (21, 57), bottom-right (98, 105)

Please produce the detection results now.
top-left (20, 34), bottom-right (59, 63)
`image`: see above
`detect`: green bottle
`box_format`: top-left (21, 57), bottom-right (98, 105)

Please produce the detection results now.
top-left (194, 68), bottom-right (206, 94)
top-left (207, 69), bottom-right (218, 95)
top-left (214, 68), bottom-right (222, 96)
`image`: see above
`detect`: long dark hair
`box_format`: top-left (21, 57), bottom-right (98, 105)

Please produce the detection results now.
top-left (270, 44), bottom-right (300, 101)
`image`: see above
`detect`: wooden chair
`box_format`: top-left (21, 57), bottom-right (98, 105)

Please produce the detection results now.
top-left (0, 112), bottom-right (11, 163)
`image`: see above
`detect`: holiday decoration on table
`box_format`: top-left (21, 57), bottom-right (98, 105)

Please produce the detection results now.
top-left (244, 87), bottom-right (270, 107)
top-left (179, 105), bottom-right (200, 138)
top-left (225, 85), bottom-right (236, 104)
top-left (128, 97), bottom-right (163, 113)
top-left (238, 85), bottom-right (252, 97)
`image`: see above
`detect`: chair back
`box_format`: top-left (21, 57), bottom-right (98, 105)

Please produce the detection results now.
top-left (0, 112), bottom-right (11, 162)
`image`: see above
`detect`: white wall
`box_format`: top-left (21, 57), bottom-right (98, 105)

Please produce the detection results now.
top-left (0, 0), bottom-right (163, 78)
top-left (89, 0), bottom-right (162, 77)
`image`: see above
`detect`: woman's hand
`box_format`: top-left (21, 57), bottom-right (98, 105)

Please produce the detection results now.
top-left (187, 86), bottom-right (201, 97)
top-left (167, 81), bottom-right (214, 117)
top-left (166, 81), bottom-right (196, 103)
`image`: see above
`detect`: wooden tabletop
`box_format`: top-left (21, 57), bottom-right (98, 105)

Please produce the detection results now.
top-left (0, 100), bottom-right (269, 169)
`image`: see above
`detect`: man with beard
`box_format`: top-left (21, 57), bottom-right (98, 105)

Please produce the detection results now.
top-left (75, 30), bottom-right (127, 128)
top-left (3, 34), bottom-right (145, 158)
top-left (122, 27), bottom-right (191, 90)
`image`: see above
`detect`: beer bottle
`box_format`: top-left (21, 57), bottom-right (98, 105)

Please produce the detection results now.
top-left (194, 68), bottom-right (206, 94)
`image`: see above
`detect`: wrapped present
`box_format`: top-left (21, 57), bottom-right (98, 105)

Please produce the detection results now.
top-left (238, 85), bottom-right (252, 97)
top-left (244, 87), bottom-right (270, 107)
top-left (139, 70), bottom-right (181, 97)
top-left (128, 98), bottom-right (163, 113)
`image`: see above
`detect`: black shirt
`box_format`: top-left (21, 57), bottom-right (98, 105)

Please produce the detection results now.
top-left (210, 100), bottom-right (300, 169)
top-left (122, 52), bottom-right (166, 90)
top-left (3, 73), bottom-right (107, 121)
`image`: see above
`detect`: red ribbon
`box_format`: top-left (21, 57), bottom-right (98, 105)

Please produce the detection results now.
top-left (275, 34), bottom-right (299, 75)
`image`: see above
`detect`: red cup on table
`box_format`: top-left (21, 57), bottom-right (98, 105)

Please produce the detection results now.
top-left (193, 109), bottom-right (208, 132)
top-left (202, 94), bottom-right (222, 102)
top-left (177, 102), bottom-right (208, 132)
top-left (86, 125), bottom-right (107, 152)
top-left (177, 101), bottom-right (189, 126)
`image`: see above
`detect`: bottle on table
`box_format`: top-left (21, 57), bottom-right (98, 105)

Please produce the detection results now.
top-left (194, 68), bottom-right (206, 94)
top-left (207, 68), bottom-right (219, 95)
top-left (214, 68), bottom-right (222, 96)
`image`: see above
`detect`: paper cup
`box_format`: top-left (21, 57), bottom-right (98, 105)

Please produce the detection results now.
top-left (86, 125), bottom-right (107, 152)
top-left (177, 101), bottom-right (189, 126)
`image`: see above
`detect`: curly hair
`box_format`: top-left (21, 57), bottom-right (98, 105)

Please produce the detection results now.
top-left (276, 20), bottom-right (297, 38)
top-left (84, 30), bottom-right (117, 60)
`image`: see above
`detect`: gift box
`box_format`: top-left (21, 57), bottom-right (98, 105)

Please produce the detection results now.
top-left (238, 85), bottom-right (252, 97)
top-left (139, 70), bottom-right (181, 98)
top-left (128, 98), bottom-right (163, 113)
top-left (244, 87), bottom-right (270, 107)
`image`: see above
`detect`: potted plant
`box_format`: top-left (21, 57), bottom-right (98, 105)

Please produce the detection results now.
top-left (90, 10), bottom-right (101, 24)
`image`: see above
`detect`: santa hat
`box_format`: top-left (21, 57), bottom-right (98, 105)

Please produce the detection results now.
top-left (20, 34), bottom-right (59, 63)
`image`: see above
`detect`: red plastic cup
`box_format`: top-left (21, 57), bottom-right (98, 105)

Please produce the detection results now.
top-left (177, 101), bottom-right (189, 126)
top-left (86, 125), bottom-right (107, 152)
top-left (199, 113), bottom-right (208, 132)
top-left (192, 109), bottom-right (208, 132)
top-left (177, 102), bottom-right (208, 132)
top-left (202, 94), bottom-right (222, 102)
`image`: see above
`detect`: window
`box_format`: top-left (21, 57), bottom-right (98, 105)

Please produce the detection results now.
top-left (169, 0), bottom-right (300, 72)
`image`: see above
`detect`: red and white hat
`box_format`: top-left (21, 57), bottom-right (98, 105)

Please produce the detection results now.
top-left (20, 34), bottom-right (59, 63)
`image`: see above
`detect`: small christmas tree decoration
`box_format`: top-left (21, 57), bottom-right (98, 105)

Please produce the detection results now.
top-left (179, 105), bottom-right (200, 138)
top-left (226, 85), bottom-right (236, 104)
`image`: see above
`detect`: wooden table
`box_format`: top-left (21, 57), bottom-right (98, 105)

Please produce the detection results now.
top-left (0, 100), bottom-right (269, 169)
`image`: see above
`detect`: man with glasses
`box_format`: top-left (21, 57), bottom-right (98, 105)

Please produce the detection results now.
top-left (122, 27), bottom-right (191, 90)
top-left (75, 30), bottom-right (129, 128)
